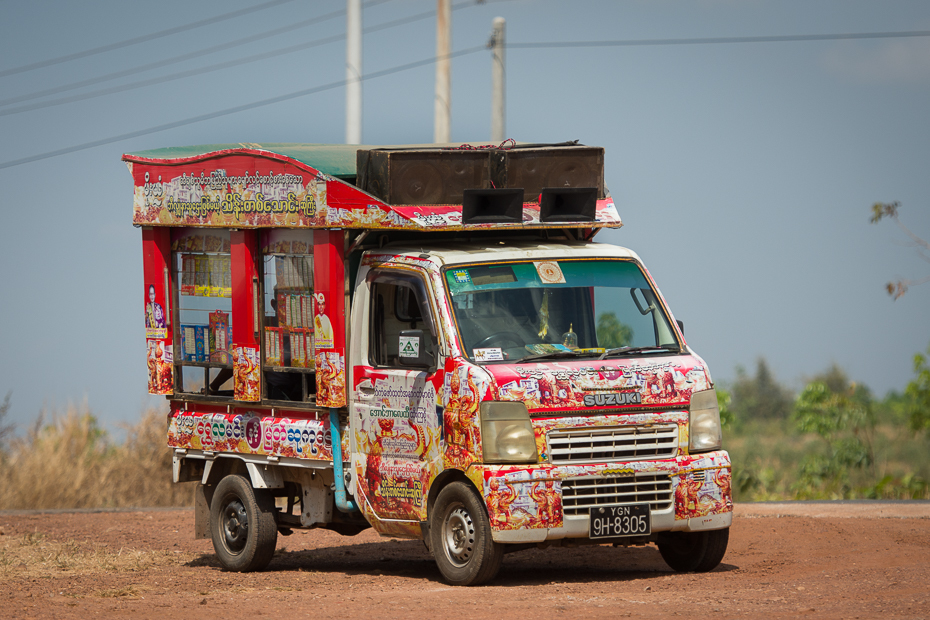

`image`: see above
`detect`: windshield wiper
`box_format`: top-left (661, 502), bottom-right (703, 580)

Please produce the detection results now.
top-left (598, 345), bottom-right (680, 360)
top-left (513, 350), bottom-right (590, 363)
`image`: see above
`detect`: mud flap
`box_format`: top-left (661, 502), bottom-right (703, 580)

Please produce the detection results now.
top-left (420, 520), bottom-right (431, 551)
top-left (194, 483), bottom-right (214, 540)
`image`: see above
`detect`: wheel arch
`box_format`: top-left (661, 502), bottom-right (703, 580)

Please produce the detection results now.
top-left (426, 468), bottom-right (482, 520)
top-left (202, 456), bottom-right (249, 487)
top-left (201, 456), bottom-right (287, 489)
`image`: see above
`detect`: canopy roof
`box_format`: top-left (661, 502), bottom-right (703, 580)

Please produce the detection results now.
top-left (124, 143), bottom-right (370, 179)
top-left (123, 143), bottom-right (622, 232)
top-left (123, 142), bottom-right (533, 179)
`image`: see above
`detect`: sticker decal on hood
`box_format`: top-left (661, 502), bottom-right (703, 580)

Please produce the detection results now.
top-left (485, 355), bottom-right (711, 413)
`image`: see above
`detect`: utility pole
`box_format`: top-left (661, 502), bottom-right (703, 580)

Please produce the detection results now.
top-left (346, 0), bottom-right (362, 144)
top-left (490, 17), bottom-right (505, 142)
top-left (434, 0), bottom-right (451, 143)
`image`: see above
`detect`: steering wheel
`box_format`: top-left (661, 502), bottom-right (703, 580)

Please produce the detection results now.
top-left (474, 331), bottom-right (526, 349)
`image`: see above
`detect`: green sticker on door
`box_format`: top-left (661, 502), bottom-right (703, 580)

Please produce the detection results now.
top-left (399, 335), bottom-right (420, 358)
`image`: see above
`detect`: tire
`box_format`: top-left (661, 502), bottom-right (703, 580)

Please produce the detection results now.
top-left (430, 481), bottom-right (503, 586)
top-left (210, 475), bottom-right (278, 572)
top-left (657, 528), bottom-right (729, 573)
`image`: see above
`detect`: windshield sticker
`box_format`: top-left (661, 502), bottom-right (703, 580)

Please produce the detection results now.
top-left (399, 335), bottom-right (420, 358)
top-left (452, 270), bottom-right (470, 284)
top-left (534, 261), bottom-right (566, 284)
top-left (473, 347), bottom-right (504, 362)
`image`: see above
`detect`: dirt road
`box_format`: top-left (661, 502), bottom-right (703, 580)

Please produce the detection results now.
top-left (2, 502), bottom-right (928, 619)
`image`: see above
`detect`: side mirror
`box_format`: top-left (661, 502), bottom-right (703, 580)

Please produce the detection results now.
top-left (398, 329), bottom-right (436, 370)
top-left (676, 319), bottom-right (685, 335)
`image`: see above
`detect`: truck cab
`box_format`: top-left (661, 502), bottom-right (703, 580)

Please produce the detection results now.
top-left (348, 240), bottom-right (730, 584)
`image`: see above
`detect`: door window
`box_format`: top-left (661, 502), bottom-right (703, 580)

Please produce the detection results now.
top-left (368, 272), bottom-right (436, 368)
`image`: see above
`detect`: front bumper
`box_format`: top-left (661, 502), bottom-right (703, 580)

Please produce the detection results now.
top-left (468, 450), bottom-right (732, 544)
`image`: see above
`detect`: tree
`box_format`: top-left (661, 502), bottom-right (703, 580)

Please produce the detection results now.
top-left (792, 369), bottom-right (876, 498)
top-left (716, 387), bottom-right (734, 428)
top-left (870, 201), bottom-right (930, 299)
top-left (730, 358), bottom-right (793, 421)
top-left (596, 312), bottom-right (633, 349)
top-left (806, 363), bottom-right (850, 394)
top-left (906, 343), bottom-right (930, 434)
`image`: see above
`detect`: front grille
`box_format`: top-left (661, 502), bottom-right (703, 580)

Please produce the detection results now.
top-left (548, 424), bottom-right (678, 465)
top-left (562, 474), bottom-right (674, 516)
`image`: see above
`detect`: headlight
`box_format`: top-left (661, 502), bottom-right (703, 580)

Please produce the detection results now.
top-left (480, 402), bottom-right (538, 464)
top-left (689, 388), bottom-right (722, 453)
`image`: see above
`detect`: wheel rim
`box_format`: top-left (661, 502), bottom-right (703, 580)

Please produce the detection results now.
top-left (222, 498), bottom-right (249, 554)
top-left (442, 503), bottom-right (475, 567)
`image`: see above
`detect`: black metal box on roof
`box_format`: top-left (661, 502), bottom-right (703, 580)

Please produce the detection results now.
top-left (357, 149), bottom-right (491, 205)
top-left (490, 146), bottom-right (605, 203)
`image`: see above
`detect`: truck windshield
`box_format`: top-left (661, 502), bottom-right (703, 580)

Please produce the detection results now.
top-left (444, 259), bottom-right (680, 363)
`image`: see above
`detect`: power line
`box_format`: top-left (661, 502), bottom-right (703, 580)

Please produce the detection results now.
top-left (0, 0), bottom-right (400, 109)
top-left (0, 4), bottom-right (455, 117)
top-left (4, 19), bottom-right (917, 168)
top-left (0, 33), bottom-right (344, 117)
top-left (0, 46), bottom-right (487, 171)
top-left (0, 0), bottom-right (465, 114)
top-left (0, 8), bottom-right (349, 108)
top-left (507, 30), bottom-right (930, 50)
top-left (16, 25), bottom-right (918, 114)
top-left (0, 0), bottom-right (296, 79)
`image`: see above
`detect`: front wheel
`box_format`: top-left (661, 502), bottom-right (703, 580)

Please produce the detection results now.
top-left (210, 475), bottom-right (278, 572)
top-left (657, 528), bottom-right (729, 572)
top-left (430, 481), bottom-right (503, 586)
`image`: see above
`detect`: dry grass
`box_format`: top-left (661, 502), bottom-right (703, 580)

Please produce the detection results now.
top-left (0, 530), bottom-right (189, 579)
top-left (0, 405), bottom-right (194, 510)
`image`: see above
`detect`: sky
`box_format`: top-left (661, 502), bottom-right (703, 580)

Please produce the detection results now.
top-left (1, 0), bottom-right (929, 433)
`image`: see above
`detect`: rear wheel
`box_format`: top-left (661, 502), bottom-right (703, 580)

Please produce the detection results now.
top-left (430, 481), bottom-right (503, 586)
top-left (210, 474), bottom-right (278, 572)
top-left (657, 528), bottom-right (729, 572)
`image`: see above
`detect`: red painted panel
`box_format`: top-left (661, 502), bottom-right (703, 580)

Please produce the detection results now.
top-left (313, 230), bottom-right (346, 407)
top-left (230, 230), bottom-right (258, 346)
top-left (231, 230), bottom-right (261, 401)
top-left (141, 227), bottom-right (173, 394)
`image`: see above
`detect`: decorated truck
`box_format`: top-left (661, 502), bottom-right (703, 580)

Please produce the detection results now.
top-left (126, 141), bottom-right (731, 586)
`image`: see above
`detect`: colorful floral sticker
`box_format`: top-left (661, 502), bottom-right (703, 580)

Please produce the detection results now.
top-left (534, 261), bottom-right (566, 284)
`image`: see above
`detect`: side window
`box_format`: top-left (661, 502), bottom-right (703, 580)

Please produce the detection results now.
top-left (369, 273), bottom-right (435, 368)
top-left (171, 228), bottom-right (233, 397)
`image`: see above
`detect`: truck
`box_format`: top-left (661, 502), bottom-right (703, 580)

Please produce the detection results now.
top-left (125, 141), bottom-right (732, 586)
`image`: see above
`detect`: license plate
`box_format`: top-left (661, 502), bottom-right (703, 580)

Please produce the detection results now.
top-left (589, 504), bottom-right (651, 539)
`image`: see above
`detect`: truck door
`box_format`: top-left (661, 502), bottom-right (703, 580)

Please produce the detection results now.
top-left (351, 269), bottom-right (443, 523)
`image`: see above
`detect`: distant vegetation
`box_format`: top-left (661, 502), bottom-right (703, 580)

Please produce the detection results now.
top-left (0, 345), bottom-right (928, 510)
top-left (721, 346), bottom-right (930, 501)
